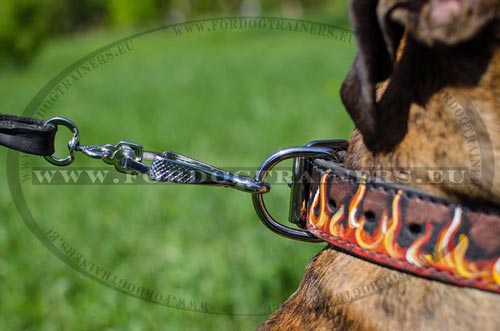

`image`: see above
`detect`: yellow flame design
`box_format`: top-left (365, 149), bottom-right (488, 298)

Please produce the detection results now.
top-left (308, 173), bottom-right (500, 289)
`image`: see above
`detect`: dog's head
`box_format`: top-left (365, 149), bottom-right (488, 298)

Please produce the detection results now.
top-left (341, 0), bottom-right (499, 151)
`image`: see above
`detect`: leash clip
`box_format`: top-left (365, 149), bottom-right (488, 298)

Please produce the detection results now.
top-left (81, 142), bottom-right (271, 193)
top-left (44, 117), bottom-right (269, 194)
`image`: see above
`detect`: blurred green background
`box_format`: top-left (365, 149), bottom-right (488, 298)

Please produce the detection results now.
top-left (0, 1), bottom-right (355, 330)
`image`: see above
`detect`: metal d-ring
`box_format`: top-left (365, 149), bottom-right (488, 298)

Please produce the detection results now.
top-left (44, 117), bottom-right (79, 166)
top-left (252, 146), bottom-right (334, 242)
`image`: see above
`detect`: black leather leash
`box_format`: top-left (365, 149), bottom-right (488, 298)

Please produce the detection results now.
top-left (0, 113), bottom-right (57, 156)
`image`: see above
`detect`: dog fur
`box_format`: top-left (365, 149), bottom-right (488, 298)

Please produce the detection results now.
top-left (259, 1), bottom-right (500, 330)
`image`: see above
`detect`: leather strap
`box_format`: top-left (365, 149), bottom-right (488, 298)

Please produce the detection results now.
top-left (304, 159), bottom-right (500, 294)
top-left (0, 113), bottom-right (56, 156)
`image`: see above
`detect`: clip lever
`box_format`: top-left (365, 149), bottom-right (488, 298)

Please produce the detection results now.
top-left (147, 151), bottom-right (270, 194)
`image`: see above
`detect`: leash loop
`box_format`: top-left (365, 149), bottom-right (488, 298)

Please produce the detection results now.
top-left (252, 146), bottom-right (335, 242)
top-left (43, 117), bottom-right (79, 166)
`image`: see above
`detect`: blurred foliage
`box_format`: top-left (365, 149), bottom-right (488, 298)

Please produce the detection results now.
top-left (0, 0), bottom-right (107, 65)
top-left (107, 0), bottom-right (162, 25)
top-left (0, 0), bottom-right (342, 67)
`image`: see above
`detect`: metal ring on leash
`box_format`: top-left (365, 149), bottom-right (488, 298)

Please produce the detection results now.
top-left (252, 146), bottom-right (334, 242)
top-left (44, 117), bottom-right (79, 166)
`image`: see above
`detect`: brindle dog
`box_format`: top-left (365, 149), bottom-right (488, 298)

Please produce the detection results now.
top-left (259, 1), bottom-right (500, 330)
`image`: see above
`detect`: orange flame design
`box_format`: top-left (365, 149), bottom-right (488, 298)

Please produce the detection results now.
top-left (308, 173), bottom-right (500, 290)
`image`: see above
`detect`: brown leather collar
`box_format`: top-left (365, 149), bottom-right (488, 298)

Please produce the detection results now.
top-left (295, 148), bottom-right (500, 294)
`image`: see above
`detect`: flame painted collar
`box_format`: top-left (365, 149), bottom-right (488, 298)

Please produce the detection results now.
top-left (291, 151), bottom-right (500, 294)
top-left (253, 139), bottom-right (500, 293)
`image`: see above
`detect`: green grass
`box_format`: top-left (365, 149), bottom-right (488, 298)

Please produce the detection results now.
top-left (0, 16), bottom-right (355, 330)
